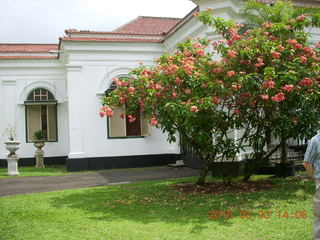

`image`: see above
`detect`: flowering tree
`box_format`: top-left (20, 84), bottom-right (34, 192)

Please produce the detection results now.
top-left (101, 38), bottom-right (254, 185)
top-left (197, 8), bottom-right (320, 177)
top-left (101, 8), bottom-right (320, 183)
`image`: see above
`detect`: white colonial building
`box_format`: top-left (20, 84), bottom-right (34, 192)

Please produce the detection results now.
top-left (0, 0), bottom-right (319, 171)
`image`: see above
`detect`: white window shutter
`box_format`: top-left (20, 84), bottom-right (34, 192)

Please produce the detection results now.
top-left (47, 105), bottom-right (57, 141)
top-left (108, 108), bottom-right (126, 137)
top-left (27, 106), bottom-right (41, 141)
top-left (140, 113), bottom-right (150, 136)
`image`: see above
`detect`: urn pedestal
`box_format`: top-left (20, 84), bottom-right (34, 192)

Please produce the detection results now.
top-left (4, 141), bottom-right (21, 176)
top-left (34, 141), bottom-right (45, 168)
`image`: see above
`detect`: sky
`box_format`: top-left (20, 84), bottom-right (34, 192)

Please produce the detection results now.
top-left (0, 0), bottom-right (197, 44)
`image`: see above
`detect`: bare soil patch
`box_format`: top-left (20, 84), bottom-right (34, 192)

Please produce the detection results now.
top-left (172, 180), bottom-right (275, 195)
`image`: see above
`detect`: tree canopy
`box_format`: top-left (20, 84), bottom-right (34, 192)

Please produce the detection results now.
top-left (101, 3), bottom-right (320, 184)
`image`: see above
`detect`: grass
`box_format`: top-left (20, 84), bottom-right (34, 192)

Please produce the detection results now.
top-left (0, 165), bottom-right (68, 178)
top-left (0, 165), bottom-right (168, 178)
top-left (0, 175), bottom-right (315, 240)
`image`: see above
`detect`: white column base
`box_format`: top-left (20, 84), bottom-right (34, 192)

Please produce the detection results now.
top-left (7, 155), bottom-right (19, 176)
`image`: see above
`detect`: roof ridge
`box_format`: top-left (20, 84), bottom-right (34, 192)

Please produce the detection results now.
top-left (165, 6), bottom-right (199, 39)
top-left (138, 16), bottom-right (182, 20)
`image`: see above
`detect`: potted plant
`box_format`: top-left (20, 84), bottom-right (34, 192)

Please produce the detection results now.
top-left (33, 130), bottom-right (45, 168)
top-left (3, 126), bottom-right (20, 176)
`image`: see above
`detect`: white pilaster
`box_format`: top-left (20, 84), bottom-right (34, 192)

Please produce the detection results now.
top-left (3, 81), bottom-right (17, 130)
top-left (66, 65), bottom-right (85, 158)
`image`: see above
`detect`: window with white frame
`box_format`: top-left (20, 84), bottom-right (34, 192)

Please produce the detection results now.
top-left (106, 77), bottom-right (150, 138)
top-left (25, 88), bottom-right (58, 142)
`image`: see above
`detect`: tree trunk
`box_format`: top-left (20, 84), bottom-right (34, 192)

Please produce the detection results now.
top-left (264, 107), bottom-right (272, 154)
top-left (280, 135), bottom-right (288, 163)
top-left (242, 174), bottom-right (251, 182)
top-left (196, 158), bottom-right (212, 185)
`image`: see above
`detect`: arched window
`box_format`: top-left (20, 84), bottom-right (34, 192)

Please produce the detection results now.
top-left (27, 88), bottom-right (55, 101)
top-left (106, 77), bottom-right (150, 138)
top-left (25, 88), bottom-right (58, 142)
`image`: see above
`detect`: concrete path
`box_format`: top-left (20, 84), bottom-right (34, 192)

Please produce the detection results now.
top-left (0, 167), bottom-right (198, 197)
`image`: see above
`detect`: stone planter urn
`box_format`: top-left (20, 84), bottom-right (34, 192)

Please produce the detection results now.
top-left (4, 141), bottom-right (21, 176)
top-left (34, 140), bottom-right (45, 168)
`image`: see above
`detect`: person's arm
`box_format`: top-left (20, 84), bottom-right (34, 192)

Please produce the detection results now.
top-left (304, 138), bottom-right (317, 181)
top-left (303, 162), bottom-right (315, 181)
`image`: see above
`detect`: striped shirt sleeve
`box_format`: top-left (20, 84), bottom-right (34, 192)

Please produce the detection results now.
top-left (304, 139), bottom-right (317, 164)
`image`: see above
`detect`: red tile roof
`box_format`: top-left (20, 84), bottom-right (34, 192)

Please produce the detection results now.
top-left (113, 16), bottom-right (181, 35)
top-left (0, 44), bottom-right (58, 53)
top-left (0, 56), bottom-right (57, 60)
top-left (0, 44), bottom-right (59, 60)
top-left (60, 37), bottom-right (163, 43)
top-left (64, 17), bottom-right (181, 36)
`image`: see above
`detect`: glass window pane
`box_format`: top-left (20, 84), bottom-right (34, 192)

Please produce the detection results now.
top-left (108, 108), bottom-right (126, 137)
top-left (27, 88), bottom-right (55, 101)
top-left (27, 106), bottom-right (41, 141)
top-left (47, 105), bottom-right (57, 141)
top-left (41, 106), bottom-right (48, 140)
top-left (126, 108), bottom-right (141, 136)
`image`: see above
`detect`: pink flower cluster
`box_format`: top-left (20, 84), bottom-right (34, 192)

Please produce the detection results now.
top-left (190, 106), bottom-right (199, 112)
top-left (128, 87), bottom-right (135, 93)
top-left (304, 47), bottom-right (314, 55)
top-left (271, 92), bottom-right (285, 102)
top-left (260, 94), bottom-right (269, 100)
top-left (227, 71), bottom-right (235, 77)
top-left (141, 69), bottom-right (151, 77)
top-left (213, 67), bottom-right (223, 74)
top-left (164, 64), bottom-right (179, 75)
top-left (99, 106), bottom-right (114, 118)
top-left (281, 84), bottom-right (294, 92)
top-left (197, 49), bottom-right (205, 57)
top-left (286, 39), bottom-right (302, 49)
top-left (296, 14), bottom-right (306, 22)
top-left (262, 80), bottom-right (275, 89)
top-left (262, 22), bottom-right (273, 29)
top-left (181, 59), bottom-right (195, 75)
top-left (254, 58), bottom-right (264, 68)
top-left (300, 56), bottom-right (308, 64)
top-left (299, 77), bottom-right (314, 87)
top-left (227, 27), bottom-right (242, 46)
top-left (227, 50), bottom-right (238, 58)
top-left (114, 77), bottom-right (128, 87)
top-left (212, 96), bottom-right (220, 104)
top-left (149, 118), bottom-right (158, 126)
top-left (127, 115), bottom-right (136, 123)
top-left (174, 77), bottom-right (183, 84)
top-left (270, 51), bottom-right (281, 59)
top-left (278, 45), bottom-right (285, 51)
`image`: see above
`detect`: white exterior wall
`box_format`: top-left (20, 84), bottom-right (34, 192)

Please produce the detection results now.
top-left (0, 60), bottom-right (69, 159)
top-left (1, 0), bottom-right (319, 163)
top-left (61, 41), bottom-right (179, 159)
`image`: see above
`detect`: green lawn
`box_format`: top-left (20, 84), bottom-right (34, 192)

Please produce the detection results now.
top-left (0, 165), bottom-right (68, 178)
top-left (0, 175), bottom-right (315, 240)
top-left (0, 165), bottom-right (168, 178)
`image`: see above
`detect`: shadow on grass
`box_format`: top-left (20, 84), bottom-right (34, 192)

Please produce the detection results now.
top-left (49, 176), bottom-right (314, 229)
